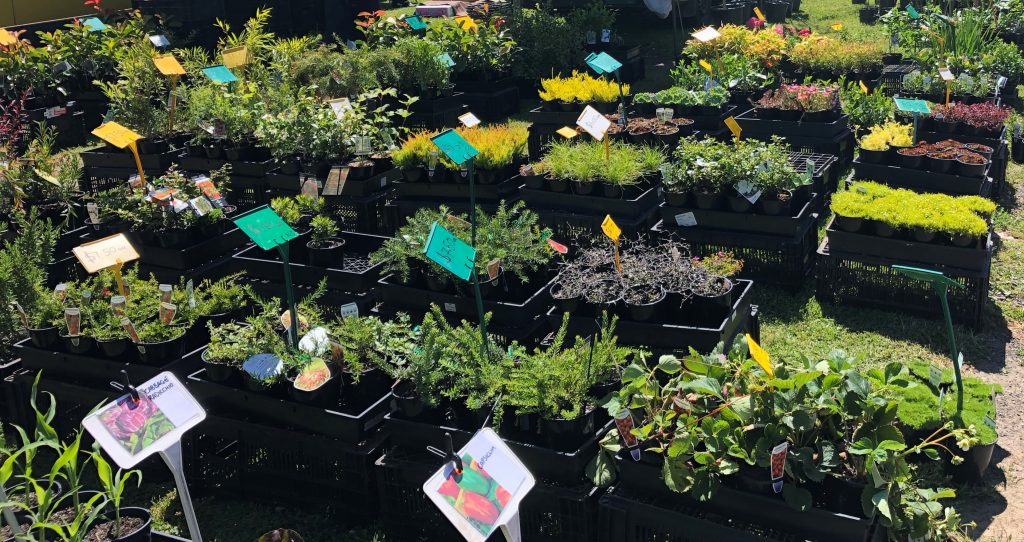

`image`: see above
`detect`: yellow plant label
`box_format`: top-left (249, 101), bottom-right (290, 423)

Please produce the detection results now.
top-left (72, 234), bottom-right (140, 274)
top-left (754, 7), bottom-right (766, 21)
top-left (556, 126), bottom-right (578, 139)
top-left (859, 80), bottom-right (869, 94)
top-left (601, 215), bottom-right (621, 241)
top-left (0, 28), bottom-right (16, 46)
top-left (222, 45), bottom-right (249, 69)
top-left (831, 23), bottom-right (844, 30)
top-left (92, 122), bottom-right (142, 149)
top-left (455, 16), bottom-right (478, 31)
top-left (699, 59), bottom-right (713, 73)
top-left (153, 54), bottom-right (186, 76)
top-left (746, 334), bottom-right (773, 378)
top-left (724, 116), bottom-right (741, 140)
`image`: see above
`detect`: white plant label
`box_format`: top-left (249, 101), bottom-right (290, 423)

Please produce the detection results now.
top-left (339, 302), bottom-right (360, 319)
top-left (329, 98), bottom-right (353, 119)
top-left (424, 428), bottom-right (535, 542)
top-left (735, 180), bottom-right (762, 204)
top-left (459, 112), bottom-right (481, 128)
top-left (675, 212), bottom-right (697, 227)
top-left (575, 105), bottom-right (612, 141)
top-left (691, 26), bottom-right (721, 42)
top-left (444, 302), bottom-right (457, 312)
top-left (938, 67), bottom-right (954, 81)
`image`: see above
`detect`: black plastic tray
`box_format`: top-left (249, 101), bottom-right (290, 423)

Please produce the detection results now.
top-left (378, 274), bottom-right (554, 327)
top-left (825, 217), bottom-right (992, 272)
top-left (80, 147), bottom-right (181, 171)
top-left (659, 192), bottom-right (819, 236)
top-left (547, 279), bottom-right (754, 354)
top-left (186, 368), bottom-right (392, 443)
top-left (266, 167), bottom-right (398, 197)
top-left (852, 159), bottom-right (992, 196)
top-left (178, 155), bottom-right (276, 177)
top-left (409, 92), bottom-right (466, 113)
top-left (16, 339), bottom-right (204, 387)
top-left (735, 109), bottom-right (851, 140)
top-left (521, 183), bottom-right (661, 217)
top-left (232, 231), bottom-right (387, 293)
top-left (396, 175), bottom-right (523, 202)
top-left (127, 227), bottom-right (249, 271)
top-left (384, 413), bottom-right (612, 485)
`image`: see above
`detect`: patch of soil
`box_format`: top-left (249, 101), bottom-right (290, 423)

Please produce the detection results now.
top-left (0, 522), bottom-right (31, 538)
top-left (84, 516), bottom-right (146, 541)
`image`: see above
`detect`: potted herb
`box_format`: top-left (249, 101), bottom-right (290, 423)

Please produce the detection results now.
top-left (692, 251), bottom-right (743, 310)
top-left (306, 215), bottom-right (344, 268)
top-left (196, 273), bottom-right (253, 327)
top-left (203, 321), bottom-right (259, 382)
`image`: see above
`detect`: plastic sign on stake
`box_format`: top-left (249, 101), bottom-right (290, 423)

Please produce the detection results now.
top-left (576, 106), bottom-right (612, 141)
top-left (438, 52), bottom-right (456, 68)
top-left (724, 116), bottom-right (742, 141)
top-left (459, 112), bottom-right (482, 128)
top-left (746, 334), bottom-right (774, 378)
top-left (432, 129), bottom-right (479, 165)
top-left (72, 234), bottom-right (140, 274)
top-left (423, 221), bottom-right (476, 281)
top-left (602, 215), bottom-right (623, 273)
top-left (153, 55), bottom-right (186, 76)
top-left (906, 4), bottom-right (920, 18)
top-left (232, 206), bottom-right (298, 250)
top-left (584, 52), bottom-right (622, 75)
top-left (893, 97), bottom-right (930, 115)
top-left (201, 65), bottom-right (238, 84)
top-left (222, 46), bottom-right (249, 69)
top-left (691, 26), bottom-right (721, 42)
top-left (859, 80), bottom-right (869, 94)
top-left (556, 126), bottom-right (578, 139)
top-left (699, 59), bottom-right (713, 73)
top-left (753, 6), bottom-right (766, 21)
top-left (148, 34), bottom-right (171, 48)
top-left (92, 122), bottom-right (147, 184)
top-left (82, 17), bottom-right (109, 32)
top-left (406, 15), bottom-right (428, 30)
top-left (328, 97), bottom-right (353, 119)
top-left (424, 428), bottom-right (535, 542)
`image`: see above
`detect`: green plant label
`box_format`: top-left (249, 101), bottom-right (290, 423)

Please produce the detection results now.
top-left (232, 205), bottom-right (298, 250)
top-left (406, 15), bottom-right (428, 30)
top-left (585, 52), bottom-right (622, 75)
top-left (432, 129), bottom-right (479, 165)
top-left (438, 52), bottom-right (456, 68)
top-left (423, 221), bottom-right (476, 281)
top-left (201, 65), bottom-right (238, 84)
top-left (906, 4), bottom-right (920, 18)
top-left (803, 159), bottom-right (815, 184)
top-left (82, 17), bottom-right (108, 32)
top-left (893, 98), bottom-right (930, 115)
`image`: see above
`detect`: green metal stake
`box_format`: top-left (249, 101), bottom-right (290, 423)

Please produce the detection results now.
top-left (277, 240), bottom-right (300, 349)
top-left (467, 159), bottom-right (490, 360)
top-left (893, 265), bottom-right (964, 413)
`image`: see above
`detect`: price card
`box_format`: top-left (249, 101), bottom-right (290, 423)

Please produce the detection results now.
top-left (0, 28), bottom-right (17, 46)
top-left (691, 26), bottom-right (721, 42)
top-left (893, 97), bottom-right (931, 114)
top-left (202, 65), bottom-right (238, 84)
top-left (83, 372), bottom-right (205, 469)
top-left (556, 126), bottom-right (578, 139)
top-left (724, 116), bottom-right (742, 140)
top-left (149, 34), bottom-right (171, 48)
top-left (72, 234), bottom-right (140, 273)
top-left (153, 55), bottom-right (186, 76)
top-left (438, 52), bottom-right (456, 68)
top-left (576, 105), bottom-right (612, 141)
top-left (432, 129), bottom-right (479, 165)
top-left (406, 15), bottom-right (428, 30)
top-left (459, 112), bottom-right (481, 128)
top-left (601, 215), bottom-right (621, 241)
top-left (232, 205), bottom-right (298, 250)
top-left (753, 6), bottom-right (766, 21)
top-left (938, 67), bottom-right (954, 81)
top-left (82, 17), bottom-right (108, 32)
top-left (424, 221), bottom-right (476, 281)
top-left (584, 52), bottom-right (622, 75)
top-left (424, 428), bottom-right (535, 542)
top-left (92, 122), bottom-right (142, 149)
top-left (222, 46), bottom-right (249, 69)
top-left (675, 212), bottom-right (697, 227)
top-left (831, 22), bottom-right (843, 30)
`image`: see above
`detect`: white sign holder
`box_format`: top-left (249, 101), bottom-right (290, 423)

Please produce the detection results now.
top-left (83, 371), bottom-right (206, 542)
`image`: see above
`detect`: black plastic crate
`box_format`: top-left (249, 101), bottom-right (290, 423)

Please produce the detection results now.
top-left (825, 217), bottom-right (992, 272)
top-left (535, 206), bottom-right (661, 240)
top-left (460, 84), bottom-right (521, 122)
top-left (396, 175), bottom-right (523, 203)
top-left (378, 274), bottom-right (554, 328)
top-left (15, 339), bottom-right (205, 389)
top-left (266, 167), bottom-right (398, 197)
top-left (878, 63), bottom-right (919, 96)
top-left (653, 218), bottom-right (818, 291)
top-left (407, 105), bottom-right (465, 131)
top-left (816, 238), bottom-right (989, 330)
top-left (1, 368), bottom-right (31, 443)
top-left (788, 151), bottom-right (839, 194)
top-left (852, 159), bottom-right (994, 196)
top-left (377, 447), bottom-right (604, 542)
top-left (178, 155), bottom-right (277, 178)
top-left (522, 183), bottom-right (662, 219)
top-left (232, 231), bottom-right (387, 293)
top-left (735, 110), bottom-right (851, 141)
top-left (183, 414), bottom-right (387, 515)
top-left (659, 192), bottom-right (820, 237)
top-left (785, 130), bottom-right (857, 171)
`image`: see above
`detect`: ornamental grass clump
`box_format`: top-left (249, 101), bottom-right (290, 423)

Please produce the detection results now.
top-left (831, 181), bottom-right (995, 237)
top-left (539, 139), bottom-right (663, 185)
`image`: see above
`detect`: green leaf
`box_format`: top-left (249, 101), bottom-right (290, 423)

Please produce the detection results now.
top-left (872, 489), bottom-right (892, 520)
top-left (877, 439), bottom-right (906, 452)
top-left (657, 355), bottom-right (682, 374)
top-left (622, 363), bottom-right (647, 382)
top-left (783, 485), bottom-right (812, 511)
top-left (662, 458), bottom-right (689, 493)
top-left (586, 451), bottom-right (616, 487)
top-left (923, 448), bottom-right (940, 461)
top-left (680, 377), bottom-right (723, 400)
top-left (849, 437), bottom-right (874, 455)
top-left (792, 371), bottom-right (821, 390)
top-left (791, 410), bottom-right (816, 432)
top-left (846, 371), bottom-right (869, 397)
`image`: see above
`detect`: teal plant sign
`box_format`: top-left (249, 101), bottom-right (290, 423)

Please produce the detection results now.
top-left (437, 52), bottom-right (456, 68)
top-left (232, 205), bottom-right (297, 250)
top-left (431, 129), bottom-right (478, 165)
top-left (202, 65), bottom-right (238, 84)
top-left (406, 15), bottom-right (428, 30)
top-left (585, 52), bottom-right (622, 75)
top-left (82, 17), bottom-right (109, 32)
top-left (423, 221), bottom-right (476, 281)
top-left (893, 98), bottom-right (930, 115)
top-left (906, 4), bottom-right (920, 18)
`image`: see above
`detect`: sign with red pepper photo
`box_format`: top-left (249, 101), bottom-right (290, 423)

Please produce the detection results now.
top-left (424, 428), bottom-right (535, 542)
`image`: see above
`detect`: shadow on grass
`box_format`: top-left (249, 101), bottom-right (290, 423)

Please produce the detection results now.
top-left (954, 444), bottom-right (1012, 538)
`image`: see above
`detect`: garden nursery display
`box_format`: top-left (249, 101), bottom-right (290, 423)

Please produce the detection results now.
top-left (2, 0), bottom-right (1024, 540)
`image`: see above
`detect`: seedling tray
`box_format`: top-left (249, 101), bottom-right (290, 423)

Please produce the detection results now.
top-left (825, 217), bottom-right (992, 272)
top-left (547, 279), bottom-right (754, 354)
top-left (128, 227), bottom-right (249, 270)
top-left (613, 457), bottom-right (881, 542)
top-left (521, 182), bottom-right (661, 217)
top-left (384, 413), bottom-right (612, 485)
top-left (852, 159), bottom-right (993, 196)
top-left (659, 192), bottom-right (820, 236)
top-left (186, 368), bottom-right (392, 443)
top-left (178, 155), bottom-right (276, 177)
top-left (265, 167), bottom-right (397, 197)
top-left (15, 339), bottom-right (203, 387)
top-left (378, 274), bottom-right (554, 327)
top-left (735, 109), bottom-right (851, 140)
top-left (232, 231), bottom-right (387, 293)
top-left (80, 147), bottom-right (181, 171)
top-left (395, 174), bottom-right (523, 202)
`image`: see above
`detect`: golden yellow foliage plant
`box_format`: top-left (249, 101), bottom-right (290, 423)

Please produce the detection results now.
top-left (538, 71), bottom-right (630, 103)
top-left (683, 24), bottom-right (786, 68)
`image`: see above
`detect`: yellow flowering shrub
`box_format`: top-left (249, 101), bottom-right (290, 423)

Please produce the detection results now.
top-left (538, 71), bottom-right (630, 103)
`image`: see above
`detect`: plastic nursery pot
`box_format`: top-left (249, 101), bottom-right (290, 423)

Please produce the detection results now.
top-left (951, 233), bottom-right (981, 248)
top-left (307, 238), bottom-right (346, 268)
top-left (8, 481), bottom-right (64, 525)
top-left (224, 141), bottom-right (252, 161)
top-left (835, 215), bottom-right (864, 233)
top-left (538, 408), bottom-right (597, 453)
top-left (952, 440), bottom-right (996, 482)
top-left (871, 220), bottom-right (897, 238)
top-left (550, 281), bottom-right (581, 313)
top-left (801, 109), bottom-right (838, 123)
top-left (664, 190), bottom-right (691, 207)
top-left (392, 381), bottom-right (434, 420)
top-left (763, 0), bottom-right (789, 22)
top-left (523, 174), bottom-right (546, 190)
top-left (571, 179), bottom-right (597, 195)
top-left (347, 159), bottom-right (375, 181)
top-left (278, 156), bottom-right (301, 175)
top-left (424, 270), bottom-right (453, 293)
top-left (1012, 138), bottom-right (1024, 164)
top-left (60, 334), bottom-right (95, 355)
top-left (622, 284), bottom-right (667, 322)
top-left (925, 152), bottom-right (957, 173)
top-left (476, 268), bottom-right (506, 299)
top-left (693, 190), bottom-right (722, 210)
top-left (933, 118), bottom-right (959, 134)
top-left (859, 6), bottom-right (878, 23)
top-left (203, 140), bottom-right (225, 159)
top-left (955, 154), bottom-right (988, 178)
top-left (859, 148), bottom-right (888, 165)
top-left (602, 182), bottom-right (624, 198)
top-left (726, 194), bottom-right (754, 213)
top-left (343, 365), bottom-right (392, 404)
top-left (95, 337), bottom-right (130, 359)
top-left (201, 349), bottom-right (240, 383)
top-left (27, 326), bottom-right (59, 349)
top-left (88, 507), bottom-right (152, 542)
top-left (402, 166), bottom-right (425, 183)
top-left (897, 147), bottom-right (928, 169)
top-left (699, 278), bottom-right (735, 310)
top-left (547, 176), bottom-right (570, 193)
top-left (757, 190), bottom-right (794, 216)
top-left (756, 107), bottom-right (779, 120)
top-left (135, 328), bottom-right (186, 366)
top-left (778, 109), bottom-right (802, 122)
top-left (288, 372), bottom-right (341, 407)
top-left (136, 138), bottom-right (168, 155)
top-left (476, 168), bottom-right (501, 185)
top-left (964, 143), bottom-right (994, 161)
top-left (155, 228), bottom-right (190, 249)
top-left (911, 227), bottom-right (937, 243)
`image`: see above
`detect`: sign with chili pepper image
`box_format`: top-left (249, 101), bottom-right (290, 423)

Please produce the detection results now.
top-left (424, 428), bottom-right (535, 542)
top-left (83, 372), bottom-right (206, 469)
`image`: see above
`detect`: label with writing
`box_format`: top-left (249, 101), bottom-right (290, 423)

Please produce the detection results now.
top-left (674, 212), bottom-right (697, 227)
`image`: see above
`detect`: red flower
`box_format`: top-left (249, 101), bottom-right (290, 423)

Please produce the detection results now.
top-left (746, 17), bottom-right (763, 29)
top-left (773, 25), bottom-right (784, 36)
top-left (494, 17), bottom-right (505, 28)
top-left (798, 27), bottom-right (811, 36)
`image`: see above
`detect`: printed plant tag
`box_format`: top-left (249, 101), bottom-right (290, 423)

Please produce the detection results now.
top-left (12, 302), bottom-right (28, 329)
top-left (159, 284), bottom-right (173, 304)
top-left (770, 442), bottom-right (788, 493)
top-left (546, 238), bottom-right (569, 254)
top-left (121, 318), bottom-right (140, 343)
top-left (55, 283), bottom-right (67, 300)
top-left (159, 302), bottom-right (177, 325)
top-left (735, 180), bottom-right (762, 204)
top-left (300, 175), bottom-right (320, 199)
top-left (190, 196), bottom-right (214, 216)
top-left (615, 409), bottom-right (642, 461)
top-left (339, 302), bottom-right (360, 319)
top-left (576, 106), bottom-right (612, 141)
top-left (486, 259), bottom-right (501, 280)
top-left (111, 296), bottom-right (127, 316)
top-left (65, 308), bottom-right (82, 336)
top-left (691, 26), bottom-right (721, 42)
top-left (459, 112), bottom-right (481, 128)
top-left (675, 212), bottom-right (697, 227)
top-left (295, 358), bottom-right (331, 391)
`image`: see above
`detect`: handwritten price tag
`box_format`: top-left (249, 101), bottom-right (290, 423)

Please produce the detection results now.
top-left (72, 234), bottom-right (140, 273)
top-left (576, 105), bottom-right (612, 141)
top-left (423, 221), bottom-right (476, 281)
top-left (601, 215), bottom-right (622, 241)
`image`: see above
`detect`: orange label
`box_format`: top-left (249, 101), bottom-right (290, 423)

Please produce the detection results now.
top-left (92, 122), bottom-right (142, 149)
top-left (153, 54), bottom-right (186, 76)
